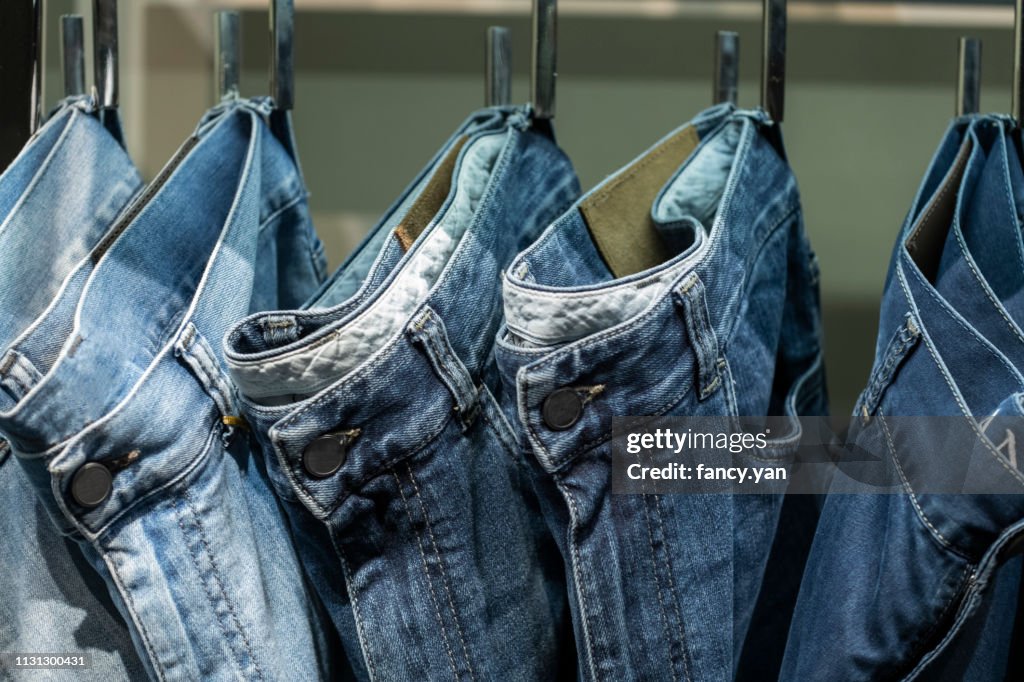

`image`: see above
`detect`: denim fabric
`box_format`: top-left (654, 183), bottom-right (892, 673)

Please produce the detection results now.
top-left (934, 118), bottom-right (1024, 371)
top-left (0, 100), bottom-right (335, 681)
top-left (224, 106), bottom-right (581, 681)
top-left (494, 104), bottom-right (825, 681)
top-left (781, 119), bottom-right (1024, 680)
top-left (0, 97), bottom-right (146, 681)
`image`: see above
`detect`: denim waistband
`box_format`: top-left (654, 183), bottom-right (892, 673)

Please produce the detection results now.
top-left (495, 106), bottom-right (808, 471)
top-left (0, 106), bottom-right (301, 519)
top-left (952, 117), bottom-right (1024, 309)
top-left (224, 106), bottom-right (523, 377)
top-left (0, 99), bottom-right (141, 347)
top-left (224, 114), bottom-right (580, 511)
top-left (224, 109), bottom-right (573, 393)
top-left (914, 118), bottom-right (1024, 383)
top-left (308, 106), bottom-right (516, 308)
top-left (0, 102), bottom-right (321, 462)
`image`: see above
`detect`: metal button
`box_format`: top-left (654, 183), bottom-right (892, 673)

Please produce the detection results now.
top-left (542, 388), bottom-right (584, 431)
top-left (70, 462), bottom-right (113, 508)
top-left (303, 434), bottom-right (347, 479)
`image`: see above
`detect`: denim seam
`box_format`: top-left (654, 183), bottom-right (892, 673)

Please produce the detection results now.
top-left (256, 191), bottom-right (327, 287)
top-left (477, 387), bottom-right (523, 463)
top-left (0, 112), bottom-right (75, 239)
top-left (74, 412), bottom-right (222, 537)
top-left (391, 468), bottom-right (462, 680)
top-left (502, 189), bottom-right (769, 308)
top-left (176, 486), bottom-right (266, 680)
top-left (902, 269), bottom-right (1024, 486)
top-left (280, 399), bottom-right (454, 517)
top-left (653, 492), bottom-right (693, 681)
top-left (785, 352), bottom-right (823, 417)
top-left (257, 191), bottom-right (305, 233)
top-left (0, 361), bottom-right (34, 399)
top-left (995, 137), bottom-right (1024, 277)
top-left (726, 206), bottom-right (802, 337)
top-left (899, 563), bottom-right (974, 681)
top-left (329, 535), bottom-right (379, 680)
top-left (903, 527), bottom-right (1024, 680)
top-left (878, 411), bottom-right (968, 560)
top-left (636, 464), bottom-right (677, 680)
top-left (510, 201), bottom-right (799, 402)
top-left (559, 485), bottom-right (602, 682)
top-left (638, 457), bottom-right (690, 682)
top-left (919, 330), bottom-right (1024, 487)
top-left (519, 286), bottom-right (696, 470)
top-left (907, 264), bottom-right (1019, 378)
top-left (407, 463), bottom-right (477, 681)
top-left (233, 282), bottom-right (413, 390)
top-left (100, 549), bottom-right (168, 681)
top-left (955, 229), bottom-right (1024, 344)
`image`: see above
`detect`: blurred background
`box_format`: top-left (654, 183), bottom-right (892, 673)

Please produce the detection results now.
top-left (33, 0), bottom-right (1023, 415)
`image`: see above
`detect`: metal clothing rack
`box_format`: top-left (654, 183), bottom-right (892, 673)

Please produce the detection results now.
top-left (0, 1), bottom-right (42, 171)
top-left (0, 0), bottom-right (300, 172)
top-left (5, 0), bottom-right (1018, 172)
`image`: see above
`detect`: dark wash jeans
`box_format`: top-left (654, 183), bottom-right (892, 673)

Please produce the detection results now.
top-left (495, 104), bottom-right (826, 681)
top-left (781, 117), bottom-right (1024, 681)
top-left (225, 107), bottom-right (582, 681)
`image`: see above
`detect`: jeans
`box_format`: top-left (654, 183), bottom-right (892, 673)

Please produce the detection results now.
top-left (493, 104), bottom-right (825, 681)
top-left (0, 97), bottom-right (147, 681)
top-left (0, 99), bottom-right (334, 681)
top-left (781, 117), bottom-right (1024, 680)
top-left (223, 106), bottom-right (581, 680)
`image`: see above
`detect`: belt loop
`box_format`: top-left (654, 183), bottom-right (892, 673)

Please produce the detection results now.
top-left (672, 273), bottom-right (722, 401)
top-left (174, 323), bottom-right (237, 420)
top-left (407, 307), bottom-right (480, 429)
top-left (856, 313), bottom-right (921, 422)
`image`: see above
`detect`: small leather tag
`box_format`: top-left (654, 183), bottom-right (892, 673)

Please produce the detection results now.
top-left (906, 134), bottom-right (973, 282)
top-left (580, 125), bottom-right (701, 277)
top-left (394, 135), bottom-right (470, 252)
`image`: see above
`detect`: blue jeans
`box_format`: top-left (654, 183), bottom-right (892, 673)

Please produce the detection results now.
top-left (494, 104), bottom-right (825, 680)
top-left (0, 97), bottom-right (147, 681)
top-left (224, 106), bottom-right (581, 681)
top-left (781, 117), bottom-right (1024, 680)
top-left (0, 99), bottom-right (334, 681)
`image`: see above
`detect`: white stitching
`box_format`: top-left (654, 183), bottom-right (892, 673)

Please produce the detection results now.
top-left (391, 469), bottom-right (460, 679)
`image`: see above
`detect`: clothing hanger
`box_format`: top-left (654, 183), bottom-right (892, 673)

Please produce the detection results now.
top-left (216, 11), bottom-right (241, 103)
top-left (714, 31), bottom-right (739, 106)
top-left (271, 0), bottom-right (295, 111)
top-left (1014, 0), bottom-right (1023, 126)
top-left (485, 26), bottom-right (511, 108)
top-left (762, 0), bottom-right (786, 122)
top-left (0, 0), bottom-right (43, 171)
top-left (94, 0), bottom-right (118, 111)
top-left (532, 0), bottom-right (556, 122)
top-left (956, 37), bottom-right (981, 117)
top-left (62, 15), bottom-right (86, 97)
